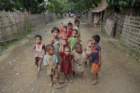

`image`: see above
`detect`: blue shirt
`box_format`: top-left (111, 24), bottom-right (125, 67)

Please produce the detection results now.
top-left (90, 45), bottom-right (101, 64)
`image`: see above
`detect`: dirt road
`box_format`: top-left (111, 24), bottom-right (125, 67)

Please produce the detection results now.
top-left (0, 18), bottom-right (140, 93)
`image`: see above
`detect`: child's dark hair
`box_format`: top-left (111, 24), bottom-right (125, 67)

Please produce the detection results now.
top-left (35, 35), bottom-right (42, 40)
top-left (92, 35), bottom-right (100, 43)
top-left (51, 27), bottom-right (60, 33)
top-left (68, 22), bottom-right (73, 26)
top-left (46, 44), bottom-right (54, 52)
top-left (74, 19), bottom-right (80, 24)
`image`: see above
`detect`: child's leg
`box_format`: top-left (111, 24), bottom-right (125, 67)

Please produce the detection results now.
top-left (37, 59), bottom-right (42, 72)
top-left (92, 64), bottom-right (100, 85)
top-left (64, 74), bottom-right (69, 83)
top-left (35, 57), bottom-right (39, 67)
top-left (82, 71), bottom-right (86, 79)
top-left (50, 74), bottom-right (54, 86)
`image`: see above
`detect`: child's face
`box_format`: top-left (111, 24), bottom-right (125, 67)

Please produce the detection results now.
top-left (52, 31), bottom-right (59, 37)
top-left (92, 39), bottom-right (97, 46)
top-left (72, 31), bottom-right (77, 37)
top-left (35, 37), bottom-right (41, 44)
top-left (48, 48), bottom-right (54, 55)
top-left (68, 25), bottom-right (73, 29)
top-left (76, 46), bottom-right (82, 53)
top-left (64, 48), bottom-right (70, 55)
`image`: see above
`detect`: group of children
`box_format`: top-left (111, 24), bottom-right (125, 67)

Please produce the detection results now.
top-left (33, 20), bottom-right (101, 87)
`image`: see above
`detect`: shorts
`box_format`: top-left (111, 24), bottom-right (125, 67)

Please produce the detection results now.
top-left (91, 63), bottom-right (100, 74)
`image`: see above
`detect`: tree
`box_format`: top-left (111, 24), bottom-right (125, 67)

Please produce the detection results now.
top-left (68, 0), bottom-right (101, 13)
top-left (0, 0), bottom-right (47, 13)
top-left (107, 0), bottom-right (136, 12)
top-left (48, 0), bottom-right (68, 14)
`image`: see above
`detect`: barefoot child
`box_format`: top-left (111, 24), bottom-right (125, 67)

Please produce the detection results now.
top-left (51, 27), bottom-right (61, 63)
top-left (90, 35), bottom-right (101, 85)
top-left (43, 45), bottom-right (59, 86)
top-left (33, 35), bottom-right (45, 72)
top-left (72, 43), bottom-right (86, 79)
top-left (60, 46), bottom-right (73, 82)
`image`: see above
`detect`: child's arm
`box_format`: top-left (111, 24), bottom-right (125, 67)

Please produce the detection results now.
top-left (42, 44), bottom-right (46, 55)
top-left (43, 55), bottom-right (48, 66)
top-left (99, 48), bottom-right (102, 66)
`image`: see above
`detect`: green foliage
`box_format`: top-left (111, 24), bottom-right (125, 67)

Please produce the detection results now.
top-left (68, 0), bottom-right (101, 12)
top-left (0, 0), bottom-right (47, 13)
top-left (107, 0), bottom-right (136, 8)
top-left (47, 0), bottom-right (102, 14)
top-left (48, 0), bottom-right (68, 14)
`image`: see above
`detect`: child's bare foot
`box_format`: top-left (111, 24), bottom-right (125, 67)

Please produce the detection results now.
top-left (54, 84), bottom-right (62, 89)
top-left (37, 67), bottom-right (40, 72)
top-left (69, 79), bottom-right (73, 83)
top-left (65, 79), bottom-right (69, 83)
top-left (91, 80), bottom-right (98, 85)
top-left (49, 82), bottom-right (53, 87)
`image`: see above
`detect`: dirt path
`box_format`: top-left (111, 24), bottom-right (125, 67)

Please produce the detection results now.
top-left (0, 18), bottom-right (140, 93)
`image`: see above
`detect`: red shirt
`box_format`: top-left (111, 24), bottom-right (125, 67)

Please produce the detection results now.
top-left (67, 28), bottom-right (73, 38)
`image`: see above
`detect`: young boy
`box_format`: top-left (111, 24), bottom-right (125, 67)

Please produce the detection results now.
top-left (68, 29), bottom-right (79, 51)
top-left (43, 45), bottom-right (59, 87)
top-left (72, 43), bottom-right (86, 79)
top-left (33, 35), bottom-right (45, 72)
top-left (51, 27), bottom-right (61, 63)
top-left (90, 35), bottom-right (101, 85)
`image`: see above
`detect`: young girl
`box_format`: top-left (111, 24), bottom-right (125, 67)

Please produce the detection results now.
top-left (59, 25), bottom-right (68, 40)
top-left (72, 43), bottom-right (86, 78)
top-left (51, 27), bottom-right (61, 63)
top-left (33, 35), bottom-right (45, 72)
top-left (68, 29), bottom-right (79, 51)
top-left (43, 45), bottom-right (59, 86)
top-left (90, 35), bottom-right (101, 85)
top-left (67, 22), bottom-right (74, 38)
top-left (60, 46), bottom-right (73, 82)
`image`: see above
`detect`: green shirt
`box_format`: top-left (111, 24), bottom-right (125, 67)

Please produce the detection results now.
top-left (69, 37), bottom-right (78, 51)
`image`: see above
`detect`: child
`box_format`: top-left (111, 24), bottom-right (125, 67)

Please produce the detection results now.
top-left (74, 17), bottom-right (80, 28)
top-left (85, 40), bottom-right (93, 63)
top-left (33, 35), bottom-right (45, 72)
top-left (43, 45), bottom-right (59, 87)
top-left (59, 26), bottom-right (68, 40)
top-left (67, 22), bottom-right (74, 38)
top-left (90, 35), bottom-right (101, 85)
top-left (60, 46), bottom-right (73, 82)
top-left (68, 29), bottom-right (79, 51)
top-left (51, 27), bottom-right (61, 63)
top-left (60, 39), bottom-right (68, 52)
top-left (59, 23), bottom-right (64, 33)
top-left (72, 43), bottom-right (86, 78)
